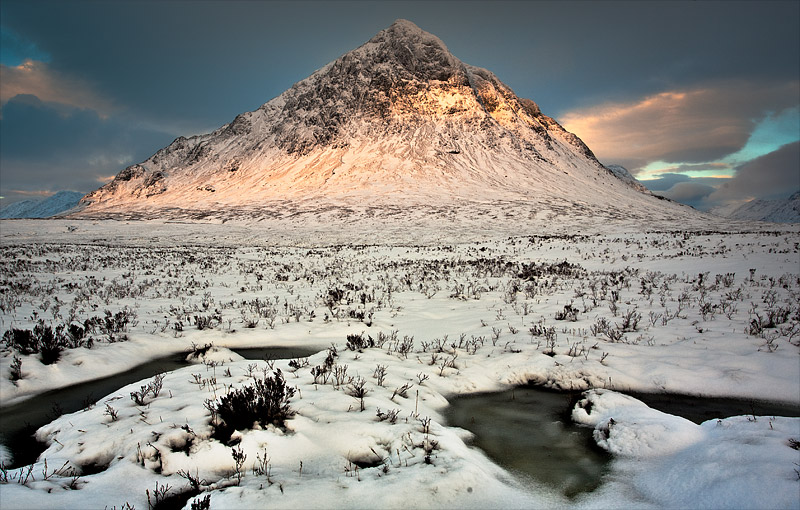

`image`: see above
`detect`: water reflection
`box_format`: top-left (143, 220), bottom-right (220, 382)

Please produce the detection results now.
top-left (445, 386), bottom-right (610, 498)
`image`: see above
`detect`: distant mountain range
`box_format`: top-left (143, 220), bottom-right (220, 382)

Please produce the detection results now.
top-left (711, 192), bottom-right (800, 223)
top-left (0, 191), bottom-right (84, 219)
top-left (70, 19), bottom-right (705, 227)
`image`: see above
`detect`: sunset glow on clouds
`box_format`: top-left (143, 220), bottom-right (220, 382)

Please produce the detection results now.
top-left (559, 81), bottom-right (799, 173)
top-left (0, 59), bottom-right (115, 117)
top-left (560, 81), bottom-right (800, 209)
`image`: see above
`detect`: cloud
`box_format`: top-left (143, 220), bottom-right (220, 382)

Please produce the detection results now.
top-left (559, 80), bottom-right (800, 172)
top-left (0, 95), bottom-right (172, 201)
top-left (4, 189), bottom-right (53, 198)
top-left (721, 106), bottom-right (800, 166)
top-left (707, 141), bottom-right (800, 205)
top-left (641, 173), bottom-right (691, 191)
top-left (654, 181), bottom-right (716, 208)
top-left (0, 59), bottom-right (114, 116)
top-left (642, 143), bottom-right (799, 211)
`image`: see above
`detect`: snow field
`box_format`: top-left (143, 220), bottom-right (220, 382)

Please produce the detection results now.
top-left (0, 227), bottom-right (798, 508)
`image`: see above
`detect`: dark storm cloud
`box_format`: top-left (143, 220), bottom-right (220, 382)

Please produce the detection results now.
top-left (708, 141), bottom-right (800, 203)
top-left (1, 1), bottom-right (391, 132)
top-left (641, 173), bottom-right (692, 192)
top-left (2, 1), bottom-right (797, 127)
top-left (0, 95), bottom-right (174, 200)
top-left (652, 182), bottom-right (716, 209)
top-left (645, 174), bottom-right (727, 210)
top-left (435, 1), bottom-right (800, 113)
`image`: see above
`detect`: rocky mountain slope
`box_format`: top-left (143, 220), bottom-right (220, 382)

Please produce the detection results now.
top-left (74, 19), bottom-right (705, 226)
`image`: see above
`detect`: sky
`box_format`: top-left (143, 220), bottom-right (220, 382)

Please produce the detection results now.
top-left (1, 0), bottom-right (798, 211)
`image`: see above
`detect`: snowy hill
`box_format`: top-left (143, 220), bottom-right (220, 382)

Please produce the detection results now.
top-left (74, 19), bottom-right (707, 227)
top-left (0, 191), bottom-right (84, 219)
top-left (711, 192), bottom-right (800, 223)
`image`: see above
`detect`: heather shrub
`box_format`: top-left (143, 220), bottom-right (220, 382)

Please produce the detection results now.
top-left (212, 369), bottom-right (295, 442)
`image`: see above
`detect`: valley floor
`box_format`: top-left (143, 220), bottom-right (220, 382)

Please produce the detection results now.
top-left (0, 219), bottom-right (798, 509)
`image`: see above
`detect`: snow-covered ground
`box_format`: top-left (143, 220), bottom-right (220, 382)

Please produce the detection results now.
top-left (0, 220), bottom-right (798, 509)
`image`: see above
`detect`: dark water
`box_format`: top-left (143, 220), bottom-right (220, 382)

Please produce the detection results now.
top-left (0, 346), bottom-right (320, 468)
top-left (626, 391), bottom-right (800, 424)
top-left (230, 346), bottom-right (319, 361)
top-left (445, 386), bottom-right (800, 499)
top-left (444, 387), bottom-right (609, 499)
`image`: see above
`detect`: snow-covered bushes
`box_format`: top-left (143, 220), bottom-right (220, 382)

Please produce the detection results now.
top-left (2, 307), bottom-right (136, 367)
top-left (3, 321), bottom-right (75, 364)
top-left (211, 369), bottom-right (295, 442)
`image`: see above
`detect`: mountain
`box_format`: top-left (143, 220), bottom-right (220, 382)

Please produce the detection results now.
top-left (0, 200), bottom-right (38, 219)
top-left (604, 164), bottom-right (650, 194)
top-left (74, 19), bottom-right (705, 226)
top-left (0, 191), bottom-right (84, 219)
top-left (711, 192), bottom-right (800, 223)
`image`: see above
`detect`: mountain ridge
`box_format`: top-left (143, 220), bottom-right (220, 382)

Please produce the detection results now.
top-left (712, 192), bottom-right (800, 223)
top-left (0, 191), bottom-right (84, 219)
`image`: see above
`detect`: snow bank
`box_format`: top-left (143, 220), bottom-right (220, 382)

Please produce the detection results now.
top-left (573, 389), bottom-right (705, 457)
top-left (573, 390), bottom-right (800, 509)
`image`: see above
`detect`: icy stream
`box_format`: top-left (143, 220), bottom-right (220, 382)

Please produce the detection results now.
top-left (445, 387), bottom-right (610, 498)
top-left (445, 386), bottom-right (800, 499)
top-left (0, 346), bottom-right (321, 468)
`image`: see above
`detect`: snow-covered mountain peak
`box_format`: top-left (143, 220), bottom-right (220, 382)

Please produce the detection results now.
top-left (364, 19), bottom-right (459, 76)
top-left (376, 19), bottom-right (452, 52)
top-left (75, 20), bottom-right (708, 227)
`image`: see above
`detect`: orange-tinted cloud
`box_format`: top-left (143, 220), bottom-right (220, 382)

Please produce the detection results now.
top-left (5, 189), bottom-right (54, 197)
top-left (0, 59), bottom-right (115, 116)
top-left (559, 81), bottom-right (799, 173)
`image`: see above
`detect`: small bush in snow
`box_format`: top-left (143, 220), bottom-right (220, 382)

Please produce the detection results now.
top-left (191, 494), bottom-right (211, 510)
top-left (212, 369), bottom-right (295, 442)
top-left (9, 355), bottom-right (22, 383)
top-left (346, 332), bottom-right (375, 352)
top-left (130, 373), bottom-right (166, 406)
top-left (194, 312), bottom-right (221, 330)
top-left (555, 303), bottom-right (579, 321)
top-left (617, 308), bottom-right (641, 332)
top-left (347, 376), bottom-right (369, 411)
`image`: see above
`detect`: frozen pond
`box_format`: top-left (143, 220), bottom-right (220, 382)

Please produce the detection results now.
top-left (628, 391), bottom-right (800, 424)
top-left (230, 346), bottom-right (321, 361)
